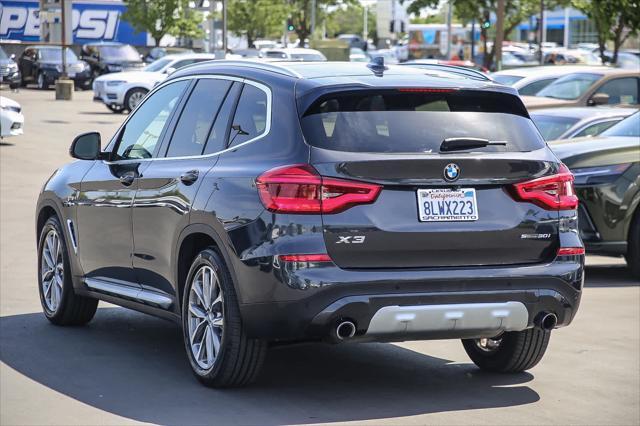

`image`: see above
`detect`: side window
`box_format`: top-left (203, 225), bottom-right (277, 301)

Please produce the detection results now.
top-left (165, 79), bottom-right (232, 158)
top-left (172, 59), bottom-right (196, 70)
top-left (519, 78), bottom-right (555, 96)
top-left (595, 78), bottom-right (639, 105)
top-left (202, 82), bottom-right (242, 155)
top-left (228, 84), bottom-right (268, 148)
top-left (114, 80), bottom-right (188, 160)
top-left (573, 120), bottom-right (620, 138)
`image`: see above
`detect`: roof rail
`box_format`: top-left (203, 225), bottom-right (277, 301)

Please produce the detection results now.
top-left (398, 62), bottom-right (492, 82)
top-left (191, 59), bottom-right (303, 78)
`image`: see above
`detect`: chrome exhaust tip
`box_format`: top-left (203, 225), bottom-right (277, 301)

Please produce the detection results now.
top-left (335, 320), bottom-right (356, 340)
top-left (536, 312), bottom-right (558, 331)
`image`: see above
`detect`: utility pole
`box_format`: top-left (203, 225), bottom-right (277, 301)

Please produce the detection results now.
top-left (538, 0), bottom-right (544, 64)
top-left (470, 18), bottom-right (476, 60)
top-left (222, 0), bottom-right (227, 53)
top-left (363, 5), bottom-right (368, 41)
top-left (60, 0), bottom-right (67, 79)
top-left (311, 0), bottom-right (316, 40)
top-left (446, 0), bottom-right (452, 59)
top-left (495, 0), bottom-right (505, 71)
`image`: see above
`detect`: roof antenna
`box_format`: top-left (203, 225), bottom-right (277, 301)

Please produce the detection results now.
top-left (367, 56), bottom-right (387, 76)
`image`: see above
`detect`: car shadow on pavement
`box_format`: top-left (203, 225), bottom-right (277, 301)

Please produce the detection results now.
top-left (0, 308), bottom-right (538, 425)
top-left (584, 264), bottom-right (638, 287)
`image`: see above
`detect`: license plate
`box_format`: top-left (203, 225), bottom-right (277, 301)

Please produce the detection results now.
top-left (417, 188), bottom-right (479, 222)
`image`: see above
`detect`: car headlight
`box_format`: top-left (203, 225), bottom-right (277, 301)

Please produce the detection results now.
top-left (106, 80), bottom-right (126, 86)
top-left (107, 65), bottom-right (123, 72)
top-left (7, 63), bottom-right (18, 71)
top-left (571, 163), bottom-right (632, 185)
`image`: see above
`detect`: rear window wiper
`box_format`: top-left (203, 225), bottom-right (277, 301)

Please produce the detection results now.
top-left (440, 138), bottom-right (507, 152)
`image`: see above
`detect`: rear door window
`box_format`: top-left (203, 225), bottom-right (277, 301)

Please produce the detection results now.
top-left (300, 90), bottom-right (545, 153)
top-left (165, 78), bottom-right (232, 157)
top-left (228, 84), bottom-right (268, 148)
top-left (594, 77), bottom-right (639, 105)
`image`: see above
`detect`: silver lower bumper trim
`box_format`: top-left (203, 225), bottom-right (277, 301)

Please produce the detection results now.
top-left (366, 302), bottom-right (529, 336)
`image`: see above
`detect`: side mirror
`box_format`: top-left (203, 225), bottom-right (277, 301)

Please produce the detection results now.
top-left (70, 132), bottom-right (101, 160)
top-left (588, 92), bottom-right (610, 106)
top-left (165, 67), bottom-right (176, 75)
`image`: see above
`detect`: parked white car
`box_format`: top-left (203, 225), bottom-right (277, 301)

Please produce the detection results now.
top-left (491, 65), bottom-right (607, 96)
top-left (260, 48), bottom-right (327, 62)
top-left (93, 53), bottom-right (216, 113)
top-left (0, 96), bottom-right (24, 139)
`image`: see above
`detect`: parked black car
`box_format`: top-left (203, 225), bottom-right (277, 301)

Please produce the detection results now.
top-left (550, 112), bottom-right (640, 278)
top-left (80, 42), bottom-right (144, 80)
top-left (36, 60), bottom-right (584, 387)
top-left (0, 46), bottom-right (21, 89)
top-left (18, 46), bottom-right (92, 89)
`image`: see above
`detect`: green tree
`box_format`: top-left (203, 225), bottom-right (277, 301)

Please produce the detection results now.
top-left (227, 0), bottom-right (288, 48)
top-left (287, 0), bottom-right (355, 44)
top-left (123, 0), bottom-right (179, 46)
top-left (405, 0), bottom-right (569, 70)
top-left (325, 3), bottom-right (376, 40)
top-left (171, 1), bottom-right (205, 42)
top-left (572, 0), bottom-right (640, 64)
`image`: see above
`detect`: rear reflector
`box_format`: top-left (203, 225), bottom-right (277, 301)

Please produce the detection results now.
top-left (510, 164), bottom-right (578, 210)
top-left (278, 254), bottom-right (332, 262)
top-left (557, 247), bottom-right (585, 256)
top-left (257, 164), bottom-right (381, 214)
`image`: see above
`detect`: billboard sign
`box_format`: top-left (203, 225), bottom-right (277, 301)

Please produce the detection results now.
top-left (0, 0), bottom-right (147, 45)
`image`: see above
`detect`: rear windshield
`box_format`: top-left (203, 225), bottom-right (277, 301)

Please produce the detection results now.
top-left (601, 112), bottom-right (639, 137)
top-left (531, 114), bottom-right (580, 140)
top-left (300, 90), bottom-right (545, 153)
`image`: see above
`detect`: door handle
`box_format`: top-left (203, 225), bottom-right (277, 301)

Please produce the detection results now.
top-left (119, 174), bottom-right (135, 186)
top-left (180, 170), bottom-right (199, 185)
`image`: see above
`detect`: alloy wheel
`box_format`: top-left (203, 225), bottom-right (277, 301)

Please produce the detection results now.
top-left (41, 229), bottom-right (64, 312)
top-left (187, 265), bottom-right (224, 370)
top-left (128, 91), bottom-right (146, 110)
top-left (474, 336), bottom-right (503, 352)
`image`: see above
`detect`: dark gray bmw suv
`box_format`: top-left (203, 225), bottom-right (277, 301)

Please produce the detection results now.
top-left (35, 60), bottom-right (584, 387)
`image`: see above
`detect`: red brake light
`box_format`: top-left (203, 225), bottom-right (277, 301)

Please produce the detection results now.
top-left (278, 254), bottom-right (332, 262)
top-left (557, 247), bottom-right (585, 256)
top-left (256, 164), bottom-right (381, 214)
top-left (510, 164), bottom-right (578, 210)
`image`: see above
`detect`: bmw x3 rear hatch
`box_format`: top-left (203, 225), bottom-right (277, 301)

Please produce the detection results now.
top-left (297, 88), bottom-right (574, 269)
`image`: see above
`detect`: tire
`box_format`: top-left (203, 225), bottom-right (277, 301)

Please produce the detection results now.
top-left (181, 248), bottom-right (266, 388)
top-left (625, 211), bottom-right (639, 279)
top-left (124, 88), bottom-right (148, 112)
top-left (106, 104), bottom-right (125, 114)
top-left (37, 72), bottom-right (48, 90)
top-left (462, 328), bottom-right (551, 373)
top-left (38, 216), bottom-right (98, 326)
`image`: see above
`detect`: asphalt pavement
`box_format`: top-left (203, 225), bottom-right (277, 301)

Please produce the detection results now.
top-left (1, 88), bottom-right (638, 425)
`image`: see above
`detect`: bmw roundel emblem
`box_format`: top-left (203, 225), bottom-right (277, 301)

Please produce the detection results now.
top-left (444, 163), bottom-right (460, 182)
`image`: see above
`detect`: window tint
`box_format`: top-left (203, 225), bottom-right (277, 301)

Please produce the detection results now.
top-left (203, 83), bottom-right (242, 154)
top-left (300, 90), bottom-right (544, 153)
top-left (115, 81), bottom-right (188, 160)
top-left (519, 78), bottom-right (555, 96)
top-left (165, 79), bottom-right (232, 158)
top-left (228, 84), bottom-right (268, 147)
top-left (595, 78), bottom-right (639, 105)
top-left (573, 120), bottom-right (619, 138)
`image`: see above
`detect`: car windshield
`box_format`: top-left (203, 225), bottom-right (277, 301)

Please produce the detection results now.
top-left (536, 73), bottom-right (602, 100)
top-left (39, 48), bottom-right (77, 63)
top-left (601, 112), bottom-right (640, 137)
top-left (0, 47), bottom-right (8, 60)
top-left (492, 74), bottom-right (524, 86)
top-left (300, 90), bottom-right (545, 153)
top-left (290, 53), bottom-right (326, 61)
top-left (144, 58), bottom-right (172, 72)
top-left (97, 45), bottom-right (140, 61)
top-left (531, 114), bottom-right (580, 140)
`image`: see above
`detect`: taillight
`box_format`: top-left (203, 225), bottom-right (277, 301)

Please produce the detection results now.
top-left (557, 247), bottom-right (585, 256)
top-left (278, 254), bottom-right (332, 262)
top-left (510, 164), bottom-right (578, 210)
top-left (256, 164), bottom-right (381, 214)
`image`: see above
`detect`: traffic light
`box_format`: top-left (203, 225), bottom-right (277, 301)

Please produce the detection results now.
top-left (287, 18), bottom-right (294, 32)
top-left (482, 20), bottom-right (491, 29)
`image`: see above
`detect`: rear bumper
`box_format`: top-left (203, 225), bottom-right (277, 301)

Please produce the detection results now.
top-left (238, 256), bottom-right (584, 342)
